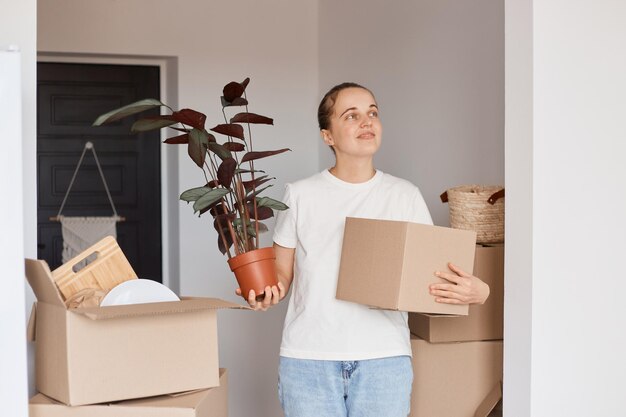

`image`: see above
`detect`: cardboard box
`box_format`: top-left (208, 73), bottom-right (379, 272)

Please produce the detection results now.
top-left (410, 337), bottom-right (503, 417)
top-left (337, 217), bottom-right (477, 315)
top-left (25, 258), bottom-right (246, 406)
top-left (29, 368), bottom-right (229, 417)
top-left (408, 245), bottom-right (504, 342)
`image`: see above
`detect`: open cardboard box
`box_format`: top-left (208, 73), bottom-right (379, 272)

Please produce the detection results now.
top-left (29, 369), bottom-right (229, 417)
top-left (408, 244), bottom-right (504, 342)
top-left (337, 217), bottom-right (476, 315)
top-left (25, 241), bottom-right (247, 406)
top-left (410, 336), bottom-right (503, 417)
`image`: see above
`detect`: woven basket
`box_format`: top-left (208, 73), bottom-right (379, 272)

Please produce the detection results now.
top-left (441, 185), bottom-right (505, 244)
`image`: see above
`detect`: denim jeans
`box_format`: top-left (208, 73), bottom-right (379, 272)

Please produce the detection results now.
top-left (278, 355), bottom-right (413, 417)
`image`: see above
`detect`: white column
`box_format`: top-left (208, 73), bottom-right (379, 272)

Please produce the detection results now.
top-left (0, 48), bottom-right (28, 417)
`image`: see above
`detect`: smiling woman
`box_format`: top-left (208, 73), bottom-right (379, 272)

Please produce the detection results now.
top-left (240, 82), bottom-right (491, 417)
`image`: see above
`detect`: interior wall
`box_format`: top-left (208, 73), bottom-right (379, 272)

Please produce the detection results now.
top-left (0, 1), bottom-right (36, 416)
top-left (37, 1), bottom-right (319, 416)
top-left (530, 1), bottom-right (626, 415)
top-left (318, 0), bottom-right (504, 226)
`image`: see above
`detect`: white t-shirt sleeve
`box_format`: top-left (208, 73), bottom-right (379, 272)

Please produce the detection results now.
top-left (273, 184), bottom-right (297, 249)
top-left (411, 188), bottom-right (434, 226)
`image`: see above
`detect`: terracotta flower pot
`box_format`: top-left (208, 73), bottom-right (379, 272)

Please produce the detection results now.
top-left (227, 247), bottom-right (278, 299)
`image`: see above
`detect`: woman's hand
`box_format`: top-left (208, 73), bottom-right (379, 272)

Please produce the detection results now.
top-left (236, 282), bottom-right (287, 311)
top-left (429, 262), bottom-right (490, 305)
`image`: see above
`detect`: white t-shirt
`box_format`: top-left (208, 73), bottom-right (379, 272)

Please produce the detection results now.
top-left (273, 169), bottom-right (434, 361)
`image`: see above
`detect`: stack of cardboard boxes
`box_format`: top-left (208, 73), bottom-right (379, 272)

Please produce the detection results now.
top-left (25, 236), bottom-right (242, 417)
top-left (337, 218), bottom-right (504, 417)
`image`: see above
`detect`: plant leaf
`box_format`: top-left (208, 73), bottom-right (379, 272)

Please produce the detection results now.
top-left (188, 129), bottom-right (210, 167)
top-left (223, 142), bottom-right (246, 152)
top-left (257, 196), bottom-right (289, 211)
top-left (206, 179), bottom-right (220, 188)
top-left (217, 233), bottom-right (234, 255)
top-left (246, 221), bottom-right (268, 237)
top-left (169, 126), bottom-right (189, 133)
top-left (221, 97), bottom-right (249, 107)
top-left (246, 204), bottom-right (274, 220)
top-left (222, 77), bottom-right (250, 102)
top-left (209, 203), bottom-right (229, 217)
top-left (193, 188), bottom-right (230, 213)
top-left (241, 148), bottom-right (290, 163)
top-left (230, 112), bottom-right (274, 125)
top-left (217, 158), bottom-right (237, 188)
top-left (172, 108), bottom-right (206, 130)
top-left (210, 124), bottom-right (245, 140)
top-left (163, 133), bottom-right (189, 144)
top-left (235, 168), bottom-right (265, 175)
top-left (131, 116), bottom-right (178, 133)
top-left (243, 175), bottom-right (273, 192)
top-left (93, 98), bottom-right (164, 126)
top-left (180, 186), bottom-right (211, 202)
top-left (245, 184), bottom-right (273, 201)
top-left (208, 142), bottom-right (232, 161)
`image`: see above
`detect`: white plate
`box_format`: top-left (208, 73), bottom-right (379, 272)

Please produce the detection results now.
top-left (100, 279), bottom-right (180, 306)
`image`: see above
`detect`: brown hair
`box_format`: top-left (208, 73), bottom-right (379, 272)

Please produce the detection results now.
top-left (317, 82), bottom-right (375, 130)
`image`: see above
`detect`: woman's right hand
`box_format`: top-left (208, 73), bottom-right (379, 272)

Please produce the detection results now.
top-left (235, 281), bottom-right (287, 311)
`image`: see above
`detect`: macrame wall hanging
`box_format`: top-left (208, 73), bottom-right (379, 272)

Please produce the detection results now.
top-left (50, 141), bottom-right (124, 265)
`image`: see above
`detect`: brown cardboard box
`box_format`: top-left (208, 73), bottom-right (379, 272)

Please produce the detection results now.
top-left (408, 245), bottom-right (504, 342)
top-left (29, 368), bottom-right (229, 417)
top-left (410, 337), bottom-right (503, 417)
top-left (337, 217), bottom-right (477, 315)
top-left (25, 259), bottom-right (246, 406)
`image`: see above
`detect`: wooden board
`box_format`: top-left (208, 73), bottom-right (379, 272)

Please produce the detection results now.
top-left (52, 236), bottom-right (137, 300)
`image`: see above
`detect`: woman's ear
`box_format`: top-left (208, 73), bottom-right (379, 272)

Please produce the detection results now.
top-left (321, 129), bottom-right (334, 146)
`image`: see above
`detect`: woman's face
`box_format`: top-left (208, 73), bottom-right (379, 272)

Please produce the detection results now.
top-left (321, 87), bottom-right (382, 160)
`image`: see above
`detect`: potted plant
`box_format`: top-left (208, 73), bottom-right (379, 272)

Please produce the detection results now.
top-left (93, 77), bottom-right (289, 299)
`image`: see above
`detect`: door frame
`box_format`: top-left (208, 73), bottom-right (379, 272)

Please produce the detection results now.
top-left (37, 52), bottom-right (180, 293)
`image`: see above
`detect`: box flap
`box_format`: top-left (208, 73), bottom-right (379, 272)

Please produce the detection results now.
top-left (474, 380), bottom-right (503, 417)
top-left (25, 259), bottom-right (65, 307)
top-left (27, 303), bottom-right (36, 342)
top-left (72, 297), bottom-right (249, 320)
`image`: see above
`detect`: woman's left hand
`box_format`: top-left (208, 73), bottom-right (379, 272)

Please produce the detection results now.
top-left (429, 263), bottom-right (490, 305)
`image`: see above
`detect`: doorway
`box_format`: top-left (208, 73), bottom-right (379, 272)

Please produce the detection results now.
top-left (36, 62), bottom-right (162, 281)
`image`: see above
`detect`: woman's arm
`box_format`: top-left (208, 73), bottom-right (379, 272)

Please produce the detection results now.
top-left (236, 242), bottom-right (295, 311)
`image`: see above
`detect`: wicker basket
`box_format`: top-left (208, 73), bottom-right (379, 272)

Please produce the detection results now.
top-left (440, 185), bottom-right (505, 244)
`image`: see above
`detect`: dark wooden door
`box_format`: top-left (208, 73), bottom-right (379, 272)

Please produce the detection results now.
top-left (37, 62), bottom-right (162, 282)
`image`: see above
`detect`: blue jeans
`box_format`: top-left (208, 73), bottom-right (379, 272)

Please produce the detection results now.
top-left (278, 356), bottom-right (413, 417)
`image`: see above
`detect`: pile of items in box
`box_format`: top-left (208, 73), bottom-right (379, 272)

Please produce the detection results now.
top-left (25, 236), bottom-right (243, 417)
top-left (337, 218), bottom-right (504, 417)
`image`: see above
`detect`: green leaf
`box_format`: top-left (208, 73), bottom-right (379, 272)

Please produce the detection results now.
top-left (93, 98), bottom-right (164, 126)
top-left (257, 196), bottom-right (289, 211)
top-left (188, 129), bottom-right (210, 167)
top-left (245, 184), bottom-right (273, 201)
top-left (131, 117), bottom-right (178, 133)
top-left (180, 187), bottom-right (211, 202)
top-left (208, 142), bottom-right (232, 161)
top-left (193, 188), bottom-right (230, 213)
top-left (247, 221), bottom-right (268, 237)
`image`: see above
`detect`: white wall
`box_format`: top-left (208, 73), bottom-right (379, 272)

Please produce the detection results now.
top-left (38, 1), bottom-right (319, 416)
top-left (0, 1), bottom-right (36, 416)
top-left (506, 0), bottom-right (626, 415)
top-left (318, 0), bottom-right (504, 226)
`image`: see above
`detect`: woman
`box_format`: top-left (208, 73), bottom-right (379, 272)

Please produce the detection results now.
top-left (236, 82), bottom-right (490, 417)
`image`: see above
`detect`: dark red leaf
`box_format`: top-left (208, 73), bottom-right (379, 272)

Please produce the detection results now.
top-left (246, 204), bottom-right (274, 220)
top-left (210, 203), bottom-right (229, 217)
top-left (230, 112), bottom-right (273, 125)
top-left (169, 126), bottom-right (189, 133)
top-left (241, 148), bottom-right (290, 163)
top-left (243, 175), bottom-right (273, 192)
top-left (210, 124), bottom-right (245, 140)
top-left (206, 180), bottom-right (220, 188)
top-left (172, 108), bottom-right (206, 130)
top-left (221, 97), bottom-right (249, 107)
top-left (217, 157), bottom-right (237, 188)
top-left (217, 233), bottom-right (234, 255)
top-left (223, 142), bottom-right (246, 152)
top-left (213, 213), bottom-right (236, 231)
top-left (163, 133), bottom-right (189, 144)
top-left (222, 77), bottom-right (250, 102)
